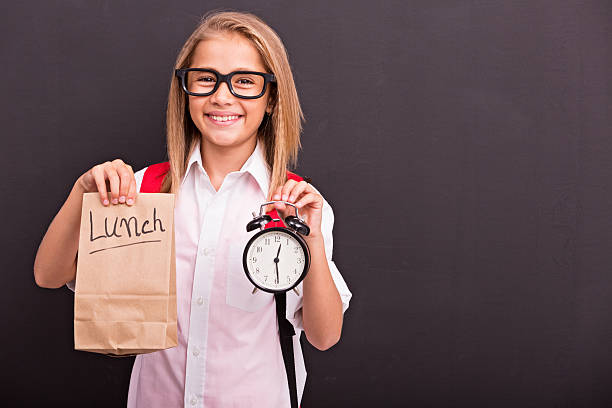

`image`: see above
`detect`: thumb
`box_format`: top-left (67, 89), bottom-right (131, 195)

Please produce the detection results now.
top-left (272, 201), bottom-right (288, 220)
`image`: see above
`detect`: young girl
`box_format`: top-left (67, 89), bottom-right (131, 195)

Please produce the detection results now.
top-left (34, 11), bottom-right (351, 408)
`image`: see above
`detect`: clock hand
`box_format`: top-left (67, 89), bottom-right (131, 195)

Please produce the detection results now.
top-left (275, 262), bottom-right (279, 284)
top-left (274, 244), bottom-right (281, 284)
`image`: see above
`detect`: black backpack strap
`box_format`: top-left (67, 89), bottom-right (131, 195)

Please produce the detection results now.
top-left (275, 292), bottom-right (298, 408)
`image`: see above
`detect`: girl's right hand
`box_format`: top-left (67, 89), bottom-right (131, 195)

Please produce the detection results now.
top-left (78, 159), bottom-right (137, 207)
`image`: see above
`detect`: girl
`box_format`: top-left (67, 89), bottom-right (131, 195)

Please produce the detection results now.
top-left (34, 10), bottom-right (351, 408)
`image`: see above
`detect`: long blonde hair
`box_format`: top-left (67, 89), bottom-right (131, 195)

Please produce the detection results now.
top-left (161, 10), bottom-right (304, 199)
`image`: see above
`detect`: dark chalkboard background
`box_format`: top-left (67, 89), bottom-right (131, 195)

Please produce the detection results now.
top-left (3, 0), bottom-right (612, 406)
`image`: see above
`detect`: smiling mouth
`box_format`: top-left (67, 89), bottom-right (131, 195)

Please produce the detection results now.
top-left (206, 114), bottom-right (242, 122)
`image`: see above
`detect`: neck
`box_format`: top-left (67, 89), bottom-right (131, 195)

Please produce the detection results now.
top-left (200, 137), bottom-right (257, 190)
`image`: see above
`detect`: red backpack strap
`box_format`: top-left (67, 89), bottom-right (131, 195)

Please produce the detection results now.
top-left (140, 162), bottom-right (170, 193)
top-left (140, 164), bottom-right (303, 222)
top-left (286, 171), bottom-right (303, 183)
top-left (265, 171), bottom-right (304, 229)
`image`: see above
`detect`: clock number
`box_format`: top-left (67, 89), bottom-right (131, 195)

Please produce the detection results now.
top-left (251, 256), bottom-right (257, 263)
top-left (297, 258), bottom-right (302, 264)
top-left (274, 235), bottom-right (281, 243)
top-left (294, 268), bottom-right (297, 275)
top-left (264, 238), bottom-right (270, 245)
top-left (255, 267), bottom-right (260, 274)
top-left (286, 238), bottom-right (290, 245)
top-left (256, 246), bottom-right (262, 253)
top-left (264, 275), bottom-right (268, 282)
top-left (287, 276), bottom-right (291, 283)
top-left (294, 246), bottom-right (299, 254)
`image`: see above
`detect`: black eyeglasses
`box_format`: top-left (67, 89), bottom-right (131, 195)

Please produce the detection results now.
top-left (175, 68), bottom-right (276, 99)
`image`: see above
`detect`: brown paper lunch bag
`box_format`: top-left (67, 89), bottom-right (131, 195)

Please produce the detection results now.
top-left (73, 192), bottom-right (177, 356)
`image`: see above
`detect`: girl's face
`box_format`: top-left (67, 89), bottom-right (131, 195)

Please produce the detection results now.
top-left (187, 33), bottom-right (271, 151)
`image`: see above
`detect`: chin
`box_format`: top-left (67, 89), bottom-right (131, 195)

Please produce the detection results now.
top-left (202, 132), bottom-right (250, 148)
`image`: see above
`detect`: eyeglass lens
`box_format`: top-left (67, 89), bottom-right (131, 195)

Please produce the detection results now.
top-left (185, 71), bottom-right (266, 97)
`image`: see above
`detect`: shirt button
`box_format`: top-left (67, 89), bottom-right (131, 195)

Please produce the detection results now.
top-left (190, 396), bottom-right (197, 405)
top-left (200, 247), bottom-right (215, 257)
top-left (193, 347), bottom-right (200, 357)
top-left (197, 296), bottom-right (204, 306)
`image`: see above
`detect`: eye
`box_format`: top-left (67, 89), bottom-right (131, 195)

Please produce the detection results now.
top-left (236, 77), bottom-right (255, 85)
top-left (196, 75), bottom-right (216, 83)
top-left (232, 74), bottom-right (262, 90)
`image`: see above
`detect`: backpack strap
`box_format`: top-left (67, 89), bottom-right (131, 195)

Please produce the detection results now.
top-left (140, 162), bottom-right (170, 193)
top-left (140, 162), bottom-right (303, 198)
top-left (274, 291), bottom-right (299, 408)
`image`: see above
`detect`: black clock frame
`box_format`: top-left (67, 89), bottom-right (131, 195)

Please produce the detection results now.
top-left (242, 227), bottom-right (311, 294)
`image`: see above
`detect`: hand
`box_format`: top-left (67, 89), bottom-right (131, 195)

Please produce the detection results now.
top-left (270, 179), bottom-right (323, 239)
top-left (77, 159), bottom-right (137, 207)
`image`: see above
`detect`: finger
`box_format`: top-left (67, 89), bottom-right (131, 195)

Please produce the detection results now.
top-left (273, 200), bottom-right (287, 214)
top-left (268, 186), bottom-right (283, 214)
top-left (272, 180), bottom-right (296, 216)
top-left (104, 164), bottom-right (121, 204)
top-left (280, 179), bottom-right (298, 202)
top-left (124, 164), bottom-right (137, 205)
top-left (112, 159), bottom-right (132, 203)
top-left (287, 180), bottom-right (309, 203)
top-left (92, 164), bottom-right (110, 206)
top-left (126, 179), bottom-right (137, 206)
top-left (271, 185), bottom-right (283, 201)
top-left (295, 192), bottom-right (323, 209)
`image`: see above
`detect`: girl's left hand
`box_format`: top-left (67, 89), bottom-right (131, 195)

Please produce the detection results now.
top-left (270, 179), bottom-right (323, 239)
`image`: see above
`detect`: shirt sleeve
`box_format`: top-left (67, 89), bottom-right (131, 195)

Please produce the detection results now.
top-left (65, 166), bottom-right (148, 293)
top-left (318, 190), bottom-right (352, 315)
top-left (290, 184), bottom-right (352, 330)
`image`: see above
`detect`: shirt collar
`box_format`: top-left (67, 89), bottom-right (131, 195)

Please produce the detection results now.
top-left (184, 140), bottom-right (204, 182)
top-left (182, 139), bottom-right (270, 196)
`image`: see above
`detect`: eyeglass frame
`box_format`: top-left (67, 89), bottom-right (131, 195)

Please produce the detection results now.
top-left (175, 68), bottom-right (276, 99)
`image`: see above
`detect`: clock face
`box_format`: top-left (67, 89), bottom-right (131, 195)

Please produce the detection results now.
top-left (243, 228), bottom-right (308, 292)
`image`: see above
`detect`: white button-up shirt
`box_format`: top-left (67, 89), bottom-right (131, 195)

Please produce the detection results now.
top-left (67, 139), bottom-right (351, 407)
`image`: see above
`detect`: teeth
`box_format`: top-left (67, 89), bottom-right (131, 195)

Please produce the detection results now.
top-left (210, 115), bottom-right (239, 122)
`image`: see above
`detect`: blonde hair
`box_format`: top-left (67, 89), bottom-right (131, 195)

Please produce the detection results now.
top-left (161, 10), bottom-right (304, 199)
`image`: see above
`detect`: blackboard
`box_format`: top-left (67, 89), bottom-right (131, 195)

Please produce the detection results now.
top-left (6, 0), bottom-right (612, 406)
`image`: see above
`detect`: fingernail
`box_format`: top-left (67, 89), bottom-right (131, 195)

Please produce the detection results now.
top-left (103, 199), bottom-right (109, 206)
top-left (112, 198), bottom-right (118, 205)
top-left (289, 195), bottom-right (295, 202)
top-left (119, 196), bottom-right (126, 203)
top-left (282, 194), bottom-right (288, 201)
top-left (127, 198), bottom-right (134, 205)
top-left (273, 194), bottom-right (280, 200)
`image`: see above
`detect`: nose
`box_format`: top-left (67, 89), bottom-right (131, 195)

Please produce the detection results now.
top-left (210, 81), bottom-right (234, 105)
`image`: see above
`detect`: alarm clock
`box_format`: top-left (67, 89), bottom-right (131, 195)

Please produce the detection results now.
top-left (244, 201), bottom-right (311, 294)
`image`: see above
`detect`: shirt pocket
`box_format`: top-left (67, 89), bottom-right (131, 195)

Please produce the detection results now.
top-left (226, 242), bottom-right (273, 312)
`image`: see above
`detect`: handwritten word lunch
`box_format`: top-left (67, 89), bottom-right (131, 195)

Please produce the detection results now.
top-left (87, 208), bottom-right (167, 254)
top-left (89, 208), bottom-right (166, 241)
